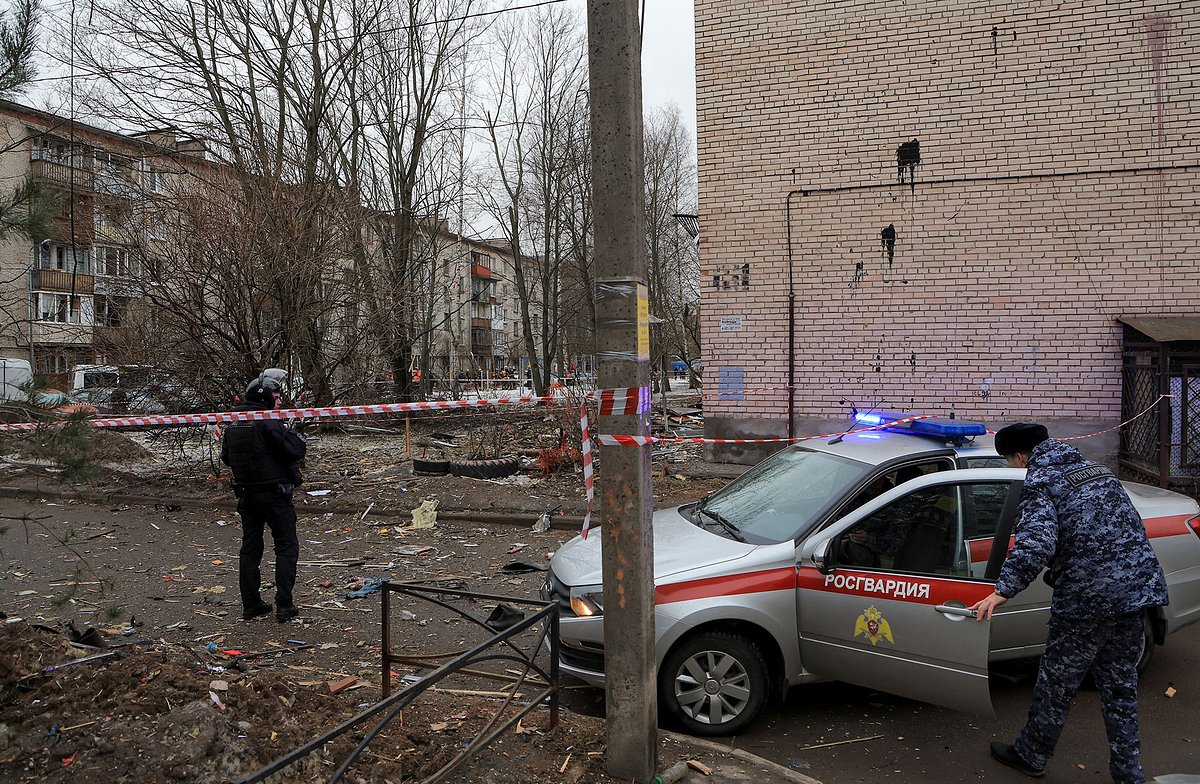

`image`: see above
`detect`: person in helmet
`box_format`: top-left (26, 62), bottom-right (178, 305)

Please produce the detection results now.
top-left (220, 372), bottom-right (307, 623)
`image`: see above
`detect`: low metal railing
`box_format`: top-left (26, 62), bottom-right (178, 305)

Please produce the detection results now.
top-left (233, 581), bottom-right (559, 784)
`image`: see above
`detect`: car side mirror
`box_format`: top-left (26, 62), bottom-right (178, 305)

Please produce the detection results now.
top-left (813, 540), bottom-right (834, 575)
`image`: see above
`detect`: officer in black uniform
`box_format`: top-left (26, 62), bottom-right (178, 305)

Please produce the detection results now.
top-left (970, 423), bottom-right (1167, 783)
top-left (220, 373), bottom-right (307, 623)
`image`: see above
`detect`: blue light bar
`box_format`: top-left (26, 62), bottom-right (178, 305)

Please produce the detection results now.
top-left (854, 410), bottom-right (909, 427)
top-left (906, 417), bottom-right (987, 438)
top-left (854, 410), bottom-right (987, 439)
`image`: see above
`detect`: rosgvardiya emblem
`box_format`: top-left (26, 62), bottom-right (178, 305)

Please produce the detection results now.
top-left (854, 605), bottom-right (894, 646)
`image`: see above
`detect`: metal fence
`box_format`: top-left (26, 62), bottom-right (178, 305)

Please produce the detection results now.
top-left (233, 582), bottom-right (560, 784)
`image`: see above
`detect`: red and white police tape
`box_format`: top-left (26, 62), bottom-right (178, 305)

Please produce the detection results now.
top-left (594, 414), bottom-right (937, 447)
top-left (0, 394), bottom-right (558, 432)
top-left (595, 385), bottom-right (651, 416)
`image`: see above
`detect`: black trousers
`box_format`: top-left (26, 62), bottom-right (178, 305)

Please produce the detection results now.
top-left (237, 487), bottom-right (299, 610)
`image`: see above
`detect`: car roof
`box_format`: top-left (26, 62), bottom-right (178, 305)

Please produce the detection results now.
top-left (798, 428), bottom-right (999, 467)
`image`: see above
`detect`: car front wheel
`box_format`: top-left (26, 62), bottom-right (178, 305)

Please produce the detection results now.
top-left (659, 631), bottom-right (769, 736)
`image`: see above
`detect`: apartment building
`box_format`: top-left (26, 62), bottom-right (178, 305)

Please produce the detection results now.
top-left (0, 99), bottom-right (533, 399)
top-left (694, 1), bottom-right (1200, 483)
top-left (423, 228), bottom-right (531, 383)
top-left (0, 100), bottom-right (196, 388)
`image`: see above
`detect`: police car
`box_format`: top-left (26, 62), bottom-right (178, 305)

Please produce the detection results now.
top-left (544, 413), bottom-right (1200, 735)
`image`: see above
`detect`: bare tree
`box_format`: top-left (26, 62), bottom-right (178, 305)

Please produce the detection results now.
top-left (328, 0), bottom-right (479, 403)
top-left (643, 104), bottom-right (699, 391)
top-left (475, 6), bottom-right (587, 396)
top-left (0, 0), bottom-right (60, 243)
top-left (76, 0), bottom-right (372, 404)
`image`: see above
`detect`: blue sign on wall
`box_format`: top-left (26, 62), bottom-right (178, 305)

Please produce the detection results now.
top-left (717, 366), bottom-right (745, 401)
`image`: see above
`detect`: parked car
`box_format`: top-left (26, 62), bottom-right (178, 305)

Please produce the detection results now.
top-left (544, 413), bottom-right (1200, 735)
top-left (31, 388), bottom-right (97, 417)
top-left (73, 386), bottom-right (167, 415)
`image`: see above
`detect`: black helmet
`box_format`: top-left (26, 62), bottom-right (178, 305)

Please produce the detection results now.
top-left (244, 374), bottom-right (282, 406)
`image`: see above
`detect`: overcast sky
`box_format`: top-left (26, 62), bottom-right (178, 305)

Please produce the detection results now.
top-left (558, 0), bottom-right (696, 137)
top-left (638, 0), bottom-right (697, 136)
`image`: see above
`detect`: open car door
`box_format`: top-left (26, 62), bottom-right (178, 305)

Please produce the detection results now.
top-left (796, 470), bottom-right (1024, 714)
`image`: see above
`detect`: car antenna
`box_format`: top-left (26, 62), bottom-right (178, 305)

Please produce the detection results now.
top-left (828, 400), bottom-right (880, 445)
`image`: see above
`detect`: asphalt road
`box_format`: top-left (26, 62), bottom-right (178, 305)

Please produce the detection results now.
top-left (732, 621), bottom-right (1200, 783)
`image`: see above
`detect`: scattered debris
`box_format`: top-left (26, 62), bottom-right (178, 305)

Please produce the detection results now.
top-left (484, 604), bottom-right (526, 632)
top-left (394, 544), bottom-right (435, 556)
top-left (327, 675), bottom-right (361, 694)
top-left (500, 561), bottom-right (547, 574)
top-left (798, 734), bottom-right (884, 751)
top-left (411, 499), bottom-right (438, 529)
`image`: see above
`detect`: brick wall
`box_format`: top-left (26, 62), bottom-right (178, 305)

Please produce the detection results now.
top-left (694, 0), bottom-right (1200, 462)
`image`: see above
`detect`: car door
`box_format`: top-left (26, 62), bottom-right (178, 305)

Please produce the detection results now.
top-left (796, 471), bottom-right (1023, 714)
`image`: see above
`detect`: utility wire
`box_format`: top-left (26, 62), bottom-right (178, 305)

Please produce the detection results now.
top-left (24, 0), bottom-right (571, 87)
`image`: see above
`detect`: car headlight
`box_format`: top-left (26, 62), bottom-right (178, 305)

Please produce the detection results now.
top-left (569, 585), bottom-right (604, 617)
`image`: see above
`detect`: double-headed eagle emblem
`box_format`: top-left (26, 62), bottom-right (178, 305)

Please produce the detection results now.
top-left (854, 605), bottom-right (894, 646)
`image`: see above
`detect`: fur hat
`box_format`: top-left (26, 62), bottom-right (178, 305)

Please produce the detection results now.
top-left (994, 422), bottom-right (1049, 456)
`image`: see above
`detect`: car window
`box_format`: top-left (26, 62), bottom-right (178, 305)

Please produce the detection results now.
top-left (832, 481), bottom-right (1013, 580)
top-left (963, 457), bottom-right (1009, 469)
top-left (700, 448), bottom-right (872, 543)
top-left (841, 459), bottom-right (954, 514)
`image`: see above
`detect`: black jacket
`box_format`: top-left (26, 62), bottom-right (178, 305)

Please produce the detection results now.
top-left (219, 403), bottom-right (307, 488)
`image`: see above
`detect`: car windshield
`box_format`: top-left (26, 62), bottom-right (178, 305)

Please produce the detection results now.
top-left (699, 448), bottom-right (872, 543)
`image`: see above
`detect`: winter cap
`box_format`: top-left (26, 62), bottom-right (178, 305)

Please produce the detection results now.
top-left (994, 422), bottom-right (1049, 457)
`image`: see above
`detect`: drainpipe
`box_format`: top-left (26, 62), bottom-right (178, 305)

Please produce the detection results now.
top-left (784, 189), bottom-right (805, 442)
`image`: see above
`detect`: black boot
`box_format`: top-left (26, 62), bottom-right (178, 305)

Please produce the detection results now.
top-left (989, 743), bottom-right (1045, 778)
top-left (242, 602), bottom-right (273, 620)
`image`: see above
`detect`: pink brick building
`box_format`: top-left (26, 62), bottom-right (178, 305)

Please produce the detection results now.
top-left (694, 0), bottom-right (1200, 472)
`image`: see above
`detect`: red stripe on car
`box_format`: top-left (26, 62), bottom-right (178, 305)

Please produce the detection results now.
top-left (655, 567), bottom-right (795, 605)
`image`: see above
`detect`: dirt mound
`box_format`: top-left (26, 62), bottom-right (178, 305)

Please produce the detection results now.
top-left (0, 622), bottom-right (627, 784)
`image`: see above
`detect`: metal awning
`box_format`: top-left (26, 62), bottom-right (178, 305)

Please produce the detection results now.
top-left (1118, 315), bottom-right (1200, 343)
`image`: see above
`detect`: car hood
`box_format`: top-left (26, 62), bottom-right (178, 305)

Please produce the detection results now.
top-left (550, 505), bottom-right (756, 587)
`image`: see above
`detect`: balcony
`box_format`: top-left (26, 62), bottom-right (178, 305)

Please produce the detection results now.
top-left (31, 321), bottom-right (92, 346)
top-left (95, 170), bottom-right (139, 199)
top-left (30, 158), bottom-right (95, 191)
top-left (471, 262), bottom-right (491, 278)
top-left (30, 269), bottom-right (94, 294)
top-left (471, 317), bottom-right (491, 330)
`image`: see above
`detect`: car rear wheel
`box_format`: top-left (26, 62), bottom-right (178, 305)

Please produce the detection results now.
top-left (659, 631), bottom-right (769, 736)
top-left (1134, 614), bottom-right (1154, 675)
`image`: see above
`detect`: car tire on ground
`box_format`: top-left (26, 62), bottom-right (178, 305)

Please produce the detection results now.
top-left (659, 631), bottom-right (770, 736)
top-left (448, 456), bottom-right (520, 480)
top-left (412, 458), bottom-right (449, 476)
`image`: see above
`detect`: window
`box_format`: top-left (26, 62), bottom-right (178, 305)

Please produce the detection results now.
top-left (94, 150), bottom-right (128, 175)
top-left (32, 137), bottom-right (79, 165)
top-left (149, 221), bottom-right (168, 241)
top-left (32, 292), bottom-right (82, 323)
top-left (95, 246), bottom-right (132, 277)
top-left (35, 352), bottom-right (73, 375)
top-left (95, 295), bottom-right (127, 327)
top-left (146, 168), bottom-right (166, 194)
top-left (834, 481), bottom-right (1014, 579)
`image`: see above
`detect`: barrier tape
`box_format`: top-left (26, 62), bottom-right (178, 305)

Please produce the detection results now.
top-left (0, 394), bottom-right (557, 432)
top-left (596, 415), bottom-right (937, 447)
top-left (579, 403), bottom-right (595, 540)
top-left (595, 386), bottom-right (651, 416)
top-left (1057, 394), bottom-right (1174, 442)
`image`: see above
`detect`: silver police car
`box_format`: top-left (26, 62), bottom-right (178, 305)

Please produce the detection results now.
top-left (545, 415), bottom-right (1200, 735)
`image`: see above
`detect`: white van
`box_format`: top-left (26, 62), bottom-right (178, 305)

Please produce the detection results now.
top-left (0, 358), bottom-right (32, 401)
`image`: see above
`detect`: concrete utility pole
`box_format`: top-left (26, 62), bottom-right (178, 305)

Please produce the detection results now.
top-left (585, 0), bottom-right (657, 781)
